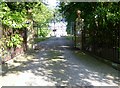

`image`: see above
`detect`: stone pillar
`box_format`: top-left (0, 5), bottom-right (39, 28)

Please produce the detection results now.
top-left (26, 9), bottom-right (35, 50)
top-left (27, 19), bottom-right (35, 50)
top-left (75, 10), bottom-right (84, 49)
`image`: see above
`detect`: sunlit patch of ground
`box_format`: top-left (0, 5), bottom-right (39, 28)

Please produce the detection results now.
top-left (1, 37), bottom-right (120, 86)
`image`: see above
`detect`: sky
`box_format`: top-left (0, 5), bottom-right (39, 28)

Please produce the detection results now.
top-left (47, 0), bottom-right (58, 8)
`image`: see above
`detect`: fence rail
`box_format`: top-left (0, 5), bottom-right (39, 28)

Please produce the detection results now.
top-left (71, 21), bottom-right (120, 64)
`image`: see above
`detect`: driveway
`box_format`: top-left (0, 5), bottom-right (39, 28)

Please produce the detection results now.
top-left (1, 37), bottom-right (120, 87)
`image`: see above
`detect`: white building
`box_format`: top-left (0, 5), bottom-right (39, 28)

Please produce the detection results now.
top-left (49, 21), bottom-right (67, 37)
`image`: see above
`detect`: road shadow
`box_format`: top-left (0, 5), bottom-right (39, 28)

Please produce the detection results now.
top-left (2, 37), bottom-right (120, 87)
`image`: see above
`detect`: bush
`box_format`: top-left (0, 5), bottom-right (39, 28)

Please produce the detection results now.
top-left (39, 27), bottom-right (50, 37)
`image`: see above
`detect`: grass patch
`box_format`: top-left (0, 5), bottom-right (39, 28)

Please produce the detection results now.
top-left (65, 35), bottom-right (73, 40)
top-left (34, 37), bottom-right (49, 43)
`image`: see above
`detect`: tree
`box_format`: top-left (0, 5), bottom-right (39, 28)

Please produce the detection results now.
top-left (58, 2), bottom-right (120, 62)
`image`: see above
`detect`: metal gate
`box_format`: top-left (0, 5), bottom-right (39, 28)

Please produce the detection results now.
top-left (72, 20), bottom-right (120, 64)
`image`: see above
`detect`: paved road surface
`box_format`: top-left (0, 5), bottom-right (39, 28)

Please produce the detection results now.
top-left (1, 37), bottom-right (120, 87)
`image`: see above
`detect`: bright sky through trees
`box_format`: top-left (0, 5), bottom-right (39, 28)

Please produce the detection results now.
top-left (47, 0), bottom-right (57, 8)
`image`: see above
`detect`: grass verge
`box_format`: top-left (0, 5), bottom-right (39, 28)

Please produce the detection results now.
top-left (65, 35), bottom-right (73, 40)
top-left (34, 37), bottom-right (49, 44)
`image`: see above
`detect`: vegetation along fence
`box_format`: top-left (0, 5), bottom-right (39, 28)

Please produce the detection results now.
top-left (59, 2), bottom-right (120, 64)
top-left (82, 27), bottom-right (120, 64)
top-left (0, 26), bottom-right (27, 63)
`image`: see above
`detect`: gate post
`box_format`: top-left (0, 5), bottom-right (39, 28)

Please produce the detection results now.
top-left (75, 10), bottom-right (84, 49)
top-left (26, 8), bottom-right (35, 50)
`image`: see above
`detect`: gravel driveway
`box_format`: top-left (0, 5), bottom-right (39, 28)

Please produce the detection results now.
top-left (1, 37), bottom-right (120, 87)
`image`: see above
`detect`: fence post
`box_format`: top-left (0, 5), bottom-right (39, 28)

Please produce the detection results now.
top-left (118, 28), bottom-right (120, 63)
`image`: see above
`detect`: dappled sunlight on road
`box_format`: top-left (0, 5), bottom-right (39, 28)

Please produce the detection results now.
top-left (1, 37), bottom-right (120, 86)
